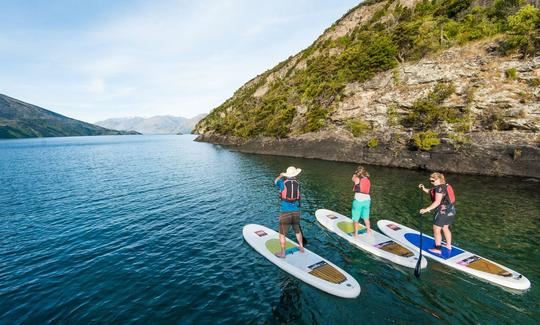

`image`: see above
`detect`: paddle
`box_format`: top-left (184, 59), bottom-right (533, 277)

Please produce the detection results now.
top-left (299, 223), bottom-right (308, 247)
top-left (414, 189), bottom-right (424, 278)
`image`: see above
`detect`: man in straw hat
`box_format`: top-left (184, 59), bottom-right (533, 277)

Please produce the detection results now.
top-left (273, 166), bottom-right (304, 258)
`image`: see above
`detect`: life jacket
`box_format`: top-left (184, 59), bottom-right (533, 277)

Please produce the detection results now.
top-left (281, 178), bottom-right (300, 202)
top-left (353, 177), bottom-right (370, 194)
top-left (429, 184), bottom-right (456, 205)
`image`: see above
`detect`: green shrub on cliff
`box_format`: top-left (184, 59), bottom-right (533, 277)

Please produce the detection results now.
top-left (242, 81), bottom-right (297, 137)
top-left (367, 138), bottom-right (379, 148)
top-left (412, 131), bottom-right (441, 151)
top-left (481, 107), bottom-right (508, 130)
top-left (448, 131), bottom-right (470, 149)
top-left (347, 118), bottom-right (371, 137)
top-left (402, 82), bottom-right (458, 129)
top-left (506, 4), bottom-right (540, 57)
top-left (387, 104), bottom-right (399, 126)
top-left (344, 34), bottom-right (398, 82)
top-left (528, 78), bottom-right (540, 87)
top-left (505, 67), bottom-right (518, 80)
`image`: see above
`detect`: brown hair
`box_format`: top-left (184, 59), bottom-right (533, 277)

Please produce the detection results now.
top-left (430, 172), bottom-right (446, 184)
top-left (355, 166), bottom-right (369, 178)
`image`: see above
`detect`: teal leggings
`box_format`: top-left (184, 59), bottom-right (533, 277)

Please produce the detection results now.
top-left (351, 199), bottom-right (371, 221)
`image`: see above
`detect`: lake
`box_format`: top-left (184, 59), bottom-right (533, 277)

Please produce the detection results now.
top-left (0, 135), bottom-right (538, 323)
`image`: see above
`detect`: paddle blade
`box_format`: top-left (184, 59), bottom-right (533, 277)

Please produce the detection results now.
top-left (414, 252), bottom-right (422, 278)
top-left (414, 226), bottom-right (423, 278)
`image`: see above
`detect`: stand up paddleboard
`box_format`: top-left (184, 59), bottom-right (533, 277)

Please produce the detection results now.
top-left (316, 209), bottom-right (427, 269)
top-left (243, 224), bottom-right (360, 298)
top-left (377, 220), bottom-right (531, 291)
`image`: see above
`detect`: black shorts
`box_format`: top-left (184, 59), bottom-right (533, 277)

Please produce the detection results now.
top-left (279, 211), bottom-right (301, 235)
top-left (433, 205), bottom-right (456, 227)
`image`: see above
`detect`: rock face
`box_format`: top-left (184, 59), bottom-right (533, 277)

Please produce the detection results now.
top-left (196, 130), bottom-right (540, 178)
top-left (0, 94), bottom-right (139, 139)
top-left (195, 0), bottom-right (540, 178)
top-left (332, 43), bottom-right (540, 132)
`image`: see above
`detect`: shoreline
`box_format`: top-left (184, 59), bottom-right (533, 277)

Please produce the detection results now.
top-left (195, 131), bottom-right (540, 179)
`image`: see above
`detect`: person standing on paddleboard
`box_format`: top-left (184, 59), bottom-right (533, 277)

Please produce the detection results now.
top-left (274, 166), bottom-right (304, 258)
top-left (418, 172), bottom-right (457, 254)
top-left (351, 166), bottom-right (372, 237)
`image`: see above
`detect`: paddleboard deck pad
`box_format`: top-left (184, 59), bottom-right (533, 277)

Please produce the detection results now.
top-left (377, 220), bottom-right (530, 291)
top-left (243, 224), bottom-right (360, 298)
top-left (316, 209), bottom-right (427, 269)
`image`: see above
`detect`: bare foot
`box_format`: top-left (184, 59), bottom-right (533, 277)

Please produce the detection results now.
top-left (367, 229), bottom-right (372, 235)
top-left (445, 244), bottom-right (452, 250)
top-left (275, 251), bottom-right (286, 258)
top-left (428, 248), bottom-right (442, 254)
top-left (298, 246), bottom-right (304, 253)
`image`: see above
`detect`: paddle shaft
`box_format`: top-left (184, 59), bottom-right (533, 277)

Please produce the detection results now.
top-left (414, 189), bottom-right (424, 278)
top-left (299, 222), bottom-right (308, 246)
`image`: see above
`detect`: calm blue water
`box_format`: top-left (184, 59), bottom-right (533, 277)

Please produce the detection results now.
top-left (0, 135), bottom-right (539, 323)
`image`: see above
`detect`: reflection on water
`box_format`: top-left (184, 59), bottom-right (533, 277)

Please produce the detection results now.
top-left (272, 277), bottom-right (302, 323)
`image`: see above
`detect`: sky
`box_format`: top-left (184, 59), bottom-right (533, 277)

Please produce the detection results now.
top-left (0, 0), bottom-right (361, 123)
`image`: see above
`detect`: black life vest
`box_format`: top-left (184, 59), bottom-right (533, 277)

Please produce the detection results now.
top-left (281, 179), bottom-right (300, 202)
top-left (429, 184), bottom-right (456, 205)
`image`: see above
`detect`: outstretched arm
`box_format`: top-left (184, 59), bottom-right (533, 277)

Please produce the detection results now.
top-left (274, 173), bottom-right (285, 185)
top-left (418, 184), bottom-right (430, 194)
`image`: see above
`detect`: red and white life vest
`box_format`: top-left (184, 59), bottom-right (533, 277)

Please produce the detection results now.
top-left (430, 184), bottom-right (456, 205)
top-left (281, 179), bottom-right (300, 202)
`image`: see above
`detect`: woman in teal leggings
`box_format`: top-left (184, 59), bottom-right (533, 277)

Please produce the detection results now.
top-left (351, 166), bottom-right (372, 237)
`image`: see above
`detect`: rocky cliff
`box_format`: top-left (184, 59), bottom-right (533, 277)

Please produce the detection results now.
top-left (194, 0), bottom-right (540, 178)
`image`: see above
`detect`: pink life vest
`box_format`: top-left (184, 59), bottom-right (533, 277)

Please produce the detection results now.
top-left (353, 177), bottom-right (371, 194)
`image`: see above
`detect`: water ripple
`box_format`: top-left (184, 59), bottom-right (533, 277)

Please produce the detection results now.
top-left (0, 135), bottom-right (538, 323)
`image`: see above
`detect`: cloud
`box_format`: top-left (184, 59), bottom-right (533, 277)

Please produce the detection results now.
top-left (84, 78), bottom-right (106, 94)
top-left (0, 0), bottom-right (360, 122)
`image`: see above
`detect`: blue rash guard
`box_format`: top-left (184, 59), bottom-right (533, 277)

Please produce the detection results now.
top-left (275, 178), bottom-right (301, 212)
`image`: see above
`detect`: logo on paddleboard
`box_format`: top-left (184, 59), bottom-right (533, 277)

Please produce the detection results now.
top-left (255, 230), bottom-right (268, 237)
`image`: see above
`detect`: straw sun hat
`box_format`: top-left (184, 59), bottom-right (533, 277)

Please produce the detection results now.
top-left (283, 166), bottom-right (302, 178)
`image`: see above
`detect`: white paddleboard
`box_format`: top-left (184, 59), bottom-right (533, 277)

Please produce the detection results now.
top-left (243, 224), bottom-right (360, 298)
top-left (377, 219), bottom-right (531, 291)
top-left (316, 209), bottom-right (427, 269)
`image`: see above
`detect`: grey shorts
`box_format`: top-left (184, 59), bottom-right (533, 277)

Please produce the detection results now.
top-left (279, 211), bottom-right (301, 235)
top-left (433, 205), bottom-right (456, 227)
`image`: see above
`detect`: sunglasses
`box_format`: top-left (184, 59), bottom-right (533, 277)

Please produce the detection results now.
top-left (429, 179), bottom-right (436, 183)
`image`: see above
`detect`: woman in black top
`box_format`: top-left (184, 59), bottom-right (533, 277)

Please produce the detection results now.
top-left (418, 172), bottom-right (456, 254)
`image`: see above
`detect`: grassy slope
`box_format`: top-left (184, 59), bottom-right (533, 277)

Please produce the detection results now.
top-left (0, 94), bottom-right (136, 139)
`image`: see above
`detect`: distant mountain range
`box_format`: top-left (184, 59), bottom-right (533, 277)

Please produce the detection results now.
top-left (95, 114), bottom-right (207, 134)
top-left (0, 94), bottom-right (139, 139)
